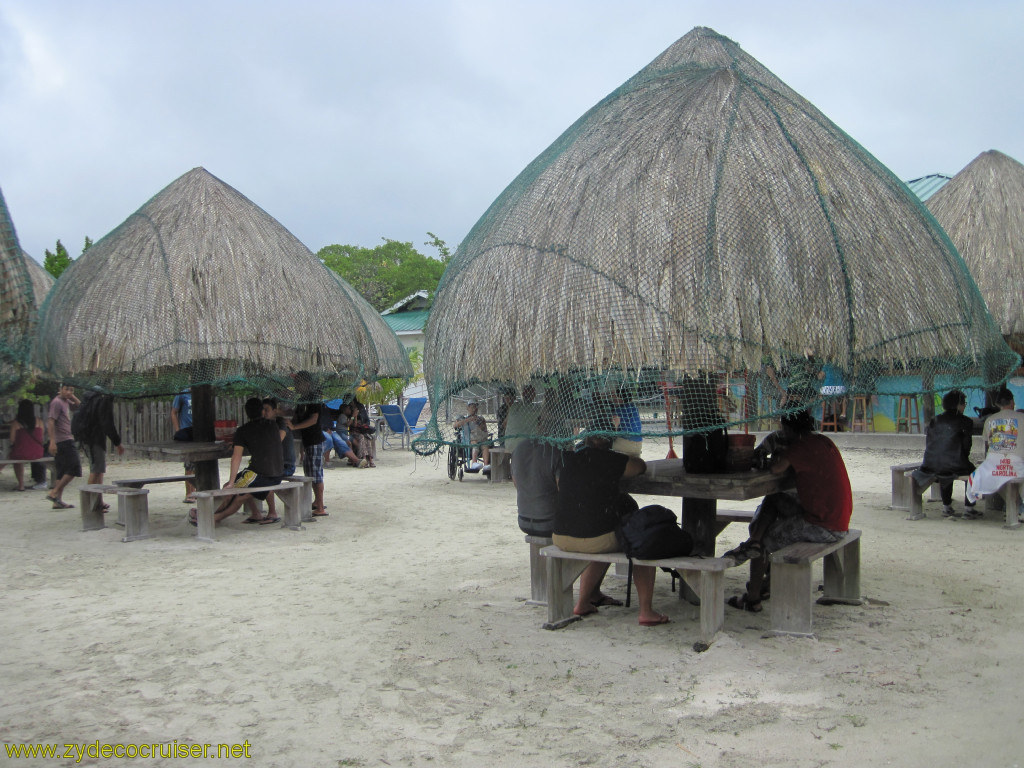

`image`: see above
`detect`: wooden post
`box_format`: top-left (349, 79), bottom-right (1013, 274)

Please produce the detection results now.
top-left (191, 384), bottom-right (220, 491)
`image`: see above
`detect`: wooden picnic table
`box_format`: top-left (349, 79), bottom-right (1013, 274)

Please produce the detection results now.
top-left (130, 441), bottom-right (234, 491)
top-left (627, 458), bottom-right (793, 556)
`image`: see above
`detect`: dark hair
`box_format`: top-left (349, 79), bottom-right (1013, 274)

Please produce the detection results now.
top-left (941, 390), bottom-right (966, 413)
top-left (996, 387), bottom-right (1015, 407)
top-left (16, 399), bottom-right (35, 431)
top-left (244, 397), bottom-right (263, 420)
top-left (262, 397), bottom-right (278, 409)
top-left (781, 409), bottom-right (815, 434)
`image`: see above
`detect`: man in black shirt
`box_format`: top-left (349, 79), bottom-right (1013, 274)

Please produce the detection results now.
top-left (189, 398), bottom-right (284, 526)
top-left (553, 429), bottom-right (667, 626)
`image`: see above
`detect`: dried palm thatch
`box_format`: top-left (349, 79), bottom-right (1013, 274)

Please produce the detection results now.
top-left (925, 150), bottom-right (1024, 350)
top-left (34, 167), bottom-right (411, 397)
top-left (21, 249), bottom-right (54, 308)
top-left (0, 186), bottom-right (36, 395)
top-left (417, 27), bottom-right (1016, 451)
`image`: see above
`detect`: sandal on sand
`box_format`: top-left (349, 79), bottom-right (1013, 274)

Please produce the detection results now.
top-left (727, 594), bottom-right (763, 612)
top-left (312, 510), bottom-right (329, 517)
top-left (593, 594), bottom-right (623, 607)
top-left (260, 516), bottom-right (280, 525)
top-left (51, 499), bottom-right (74, 509)
top-left (573, 606), bottom-right (598, 617)
top-left (187, 509), bottom-right (198, 527)
top-left (723, 540), bottom-right (763, 565)
top-left (242, 517), bottom-right (264, 524)
top-left (639, 614), bottom-right (671, 627)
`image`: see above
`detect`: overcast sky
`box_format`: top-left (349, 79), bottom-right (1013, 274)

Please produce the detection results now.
top-left (1, 0), bottom-right (1022, 263)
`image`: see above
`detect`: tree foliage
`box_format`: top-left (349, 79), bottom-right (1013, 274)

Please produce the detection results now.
top-left (44, 236), bottom-right (92, 279)
top-left (318, 235), bottom-right (451, 312)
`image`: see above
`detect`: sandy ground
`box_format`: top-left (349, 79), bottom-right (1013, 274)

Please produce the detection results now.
top-left (1, 439), bottom-right (1022, 768)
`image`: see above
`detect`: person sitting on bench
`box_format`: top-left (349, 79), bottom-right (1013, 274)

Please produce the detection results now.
top-left (552, 422), bottom-right (666, 626)
top-left (189, 398), bottom-right (284, 526)
top-left (725, 409), bottom-right (852, 612)
top-left (965, 387), bottom-right (1024, 521)
top-left (911, 389), bottom-right (976, 519)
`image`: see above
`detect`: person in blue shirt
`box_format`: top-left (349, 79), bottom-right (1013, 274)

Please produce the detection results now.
top-left (171, 389), bottom-right (196, 503)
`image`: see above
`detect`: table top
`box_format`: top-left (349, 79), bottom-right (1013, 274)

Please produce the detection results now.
top-left (130, 441), bottom-right (234, 463)
top-left (628, 458), bottom-right (790, 501)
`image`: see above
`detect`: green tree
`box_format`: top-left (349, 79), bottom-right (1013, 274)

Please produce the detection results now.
top-left (318, 237), bottom-right (448, 311)
top-left (43, 236), bottom-right (92, 279)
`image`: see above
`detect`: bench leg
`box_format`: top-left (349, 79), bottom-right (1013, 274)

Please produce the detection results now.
top-left (196, 496), bottom-right (217, 542)
top-left (121, 495), bottom-right (151, 542)
top-left (279, 487), bottom-right (304, 531)
top-left (1002, 483), bottom-right (1021, 530)
top-left (906, 478), bottom-right (926, 521)
top-left (820, 538), bottom-right (861, 605)
top-left (527, 537), bottom-right (552, 606)
top-left (80, 489), bottom-right (105, 532)
top-left (299, 480), bottom-right (313, 523)
top-left (770, 560), bottom-right (814, 636)
top-left (891, 467), bottom-right (909, 509)
top-left (543, 557), bottom-right (588, 630)
top-left (680, 568), bottom-right (724, 643)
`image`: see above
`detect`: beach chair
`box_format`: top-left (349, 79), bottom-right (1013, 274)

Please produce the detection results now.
top-left (380, 399), bottom-right (427, 450)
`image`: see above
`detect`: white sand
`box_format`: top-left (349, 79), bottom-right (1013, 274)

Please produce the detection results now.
top-left (1, 442), bottom-right (1022, 767)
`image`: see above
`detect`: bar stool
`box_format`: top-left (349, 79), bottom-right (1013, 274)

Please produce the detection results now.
top-left (895, 395), bottom-right (921, 433)
top-left (820, 401), bottom-right (839, 432)
top-left (849, 396), bottom-right (874, 432)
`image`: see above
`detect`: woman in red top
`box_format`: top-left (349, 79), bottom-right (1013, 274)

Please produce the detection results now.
top-left (9, 400), bottom-right (47, 491)
top-left (724, 409), bottom-right (852, 611)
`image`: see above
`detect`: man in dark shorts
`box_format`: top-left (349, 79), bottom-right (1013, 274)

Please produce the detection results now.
top-left (725, 409), bottom-right (852, 612)
top-left (189, 398), bottom-right (284, 526)
top-left (289, 373), bottom-right (328, 516)
top-left (45, 383), bottom-right (81, 509)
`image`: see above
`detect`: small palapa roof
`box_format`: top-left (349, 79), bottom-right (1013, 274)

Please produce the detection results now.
top-left (0, 186), bottom-right (36, 394)
top-left (34, 167), bottom-right (411, 395)
top-left (925, 150), bottom-right (1024, 344)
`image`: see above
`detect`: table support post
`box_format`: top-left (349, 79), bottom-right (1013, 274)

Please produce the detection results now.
top-left (682, 497), bottom-right (718, 556)
top-left (191, 384), bottom-right (220, 491)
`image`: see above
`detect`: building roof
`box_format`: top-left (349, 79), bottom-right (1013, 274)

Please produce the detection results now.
top-left (905, 173), bottom-right (952, 202)
top-left (383, 309), bottom-right (430, 333)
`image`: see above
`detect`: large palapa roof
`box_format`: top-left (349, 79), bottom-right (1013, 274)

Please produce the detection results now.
top-left (423, 27), bottom-right (1013, 399)
top-left (34, 167), bottom-right (411, 395)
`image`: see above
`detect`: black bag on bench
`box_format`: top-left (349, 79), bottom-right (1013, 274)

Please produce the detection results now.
top-left (616, 504), bottom-right (695, 606)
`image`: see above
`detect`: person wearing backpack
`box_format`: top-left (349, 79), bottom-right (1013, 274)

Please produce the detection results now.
top-left (45, 384), bottom-right (81, 509)
top-left (553, 424), bottom-right (670, 627)
top-left (76, 389), bottom-right (126, 511)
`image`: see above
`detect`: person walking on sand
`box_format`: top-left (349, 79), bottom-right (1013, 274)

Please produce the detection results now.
top-left (45, 384), bottom-right (81, 509)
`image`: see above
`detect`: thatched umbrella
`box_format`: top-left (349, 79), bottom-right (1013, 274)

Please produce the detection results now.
top-left (418, 26), bottom-right (1015, 451)
top-left (0, 186), bottom-right (36, 395)
top-left (925, 150), bottom-right (1024, 356)
top-left (34, 167), bottom-right (411, 396)
top-left (34, 167), bottom-right (411, 487)
top-left (21, 249), bottom-right (54, 309)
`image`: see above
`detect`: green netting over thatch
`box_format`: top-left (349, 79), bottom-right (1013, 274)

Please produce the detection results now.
top-left (0, 186), bottom-right (36, 396)
top-left (414, 27), bottom-right (1018, 455)
top-left (925, 150), bottom-right (1024, 355)
top-left (33, 167), bottom-right (412, 399)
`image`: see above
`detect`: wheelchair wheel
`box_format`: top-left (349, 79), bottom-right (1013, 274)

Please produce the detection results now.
top-left (447, 445), bottom-right (457, 480)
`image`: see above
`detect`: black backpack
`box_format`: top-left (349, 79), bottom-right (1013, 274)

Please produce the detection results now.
top-left (617, 504), bottom-right (695, 560)
top-left (71, 393), bottom-right (105, 445)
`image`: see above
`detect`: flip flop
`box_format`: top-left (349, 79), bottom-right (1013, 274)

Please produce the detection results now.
top-left (242, 517), bottom-right (264, 524)
top-left (51, 500), bottom-right (74, 509)
top-left (593, 594), bottom-right (624, 607)
top-left (573, 606), bottom-right (598, 617)
top-left (639, 614), bottom-right (671, 627)
top-left (312, 510), bottom-right (329, 517)
top-left (260, 516), bottom-right (281, 525)
top-left (187, 509), bottom-right (198, 527)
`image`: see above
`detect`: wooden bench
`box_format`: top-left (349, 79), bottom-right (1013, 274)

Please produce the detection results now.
top-left (113, 475), bottom-right (195, 528)
top-left (540, 545), bottom-right (732, 644)
top-left (905, 472), bottom-right (1022, 528)
top-left (528, 509), bottom-right (757, 608)
top-left (768, 529), bottom-right (862, 637)
top-left (902, 470), bottom-right (970, 520)
top-left (0, 457), bottom-right (56, 489)
top-left (489, 447), bottom-right (512, 483)
top-left (192, 481), bottom-right (304, 542)
top-left (80, 484), bottom-right (151, 542)
top-left (247, 475), bottom-right (316, 523)
top-left (890, 462), bottom-right (921, 509)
